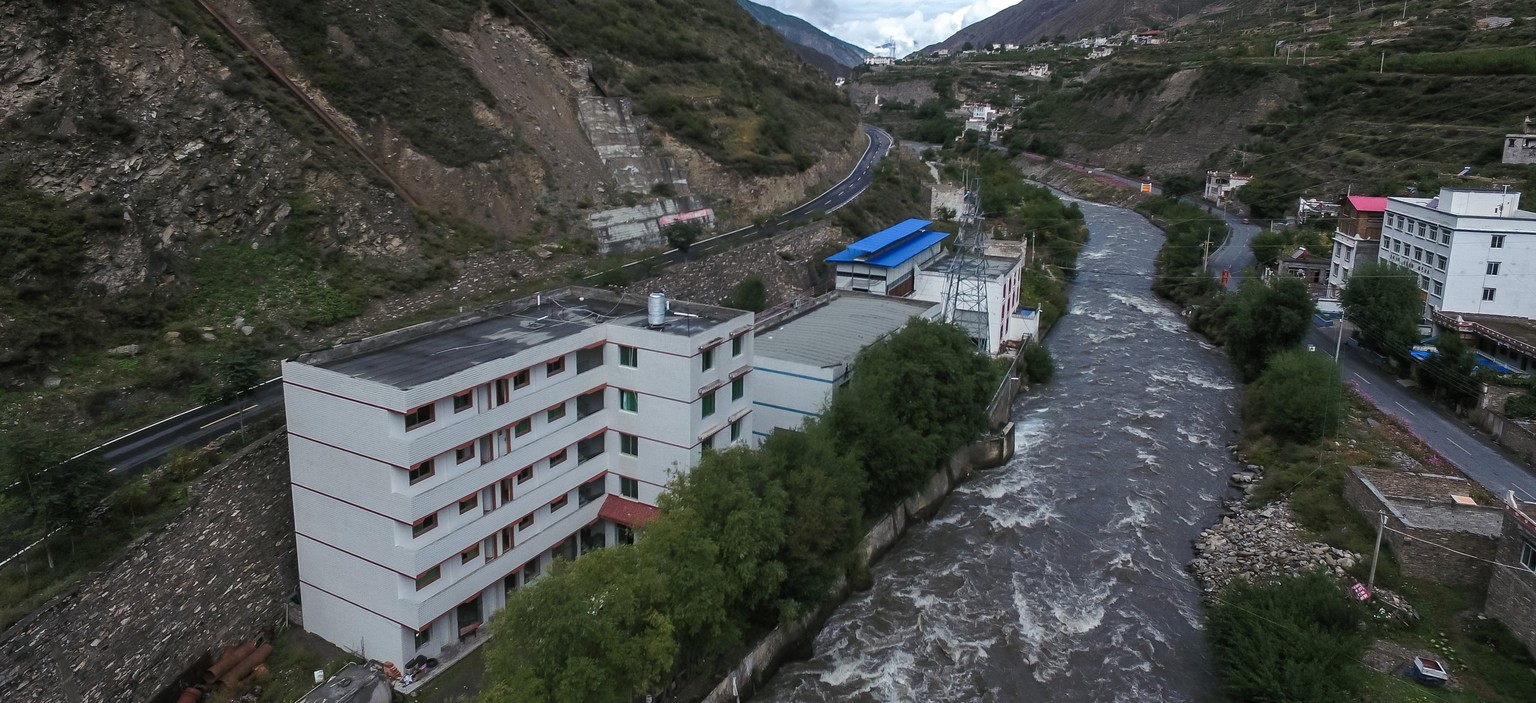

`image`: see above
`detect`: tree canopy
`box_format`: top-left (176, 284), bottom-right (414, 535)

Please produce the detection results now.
top-left (1340, 262), bottom-right (1422, 357)
top-left (1222, 277), bottom-right (1316, 382)
top-left (825, 318), bottom-right (998, 511)
top-left (1245, 349), bottom-right (1345, 443)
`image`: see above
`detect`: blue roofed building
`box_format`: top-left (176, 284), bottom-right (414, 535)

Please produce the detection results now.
top-left (827, 218), bottom-right (949, 296)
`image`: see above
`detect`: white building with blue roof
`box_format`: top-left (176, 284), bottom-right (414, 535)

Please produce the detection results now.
top-left (827, 218), bottom-right (950, 296)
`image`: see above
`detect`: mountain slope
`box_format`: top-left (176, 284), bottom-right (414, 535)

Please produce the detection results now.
top-left (737, 0), bottom-right (871, 68)
top-left (925, 0), bottom-right (1224, 50)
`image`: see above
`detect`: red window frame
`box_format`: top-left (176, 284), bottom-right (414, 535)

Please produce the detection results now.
top-left (458, 493), bottom-right (478, 514)
top-left (415, 565), bottom-right (441, 590)
top-left (546, 356), bottom-right (566, 376)
top-left (452, 391), bottom-right (474, 413)
top-left (408, 460), bottom-right (435, 485)
top-left (455, 443), bottom-right (476, 464)
top-left (404, 403), bottom-right (435, 431)
top-left (412, 512), bottom-right (438, 537)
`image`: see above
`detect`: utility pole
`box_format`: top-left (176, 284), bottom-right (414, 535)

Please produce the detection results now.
top-left (1333, 313), bottom-right (1347, 361)
top-left (1202, 229), bottom-right (1213, 273)
top-left (1380, 52), bottom-right (1386, 73)
top-left (1367, 511), bottom-right (1387, 591)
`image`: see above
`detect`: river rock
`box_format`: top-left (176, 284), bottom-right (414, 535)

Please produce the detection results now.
top-left (106, 344), bottom-right (140, 357)
top-left (1188, 499), bottom-right (1363, 595)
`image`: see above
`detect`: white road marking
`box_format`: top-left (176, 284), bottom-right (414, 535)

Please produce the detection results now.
top-left (1394, 401), bottom-right (1416, 416)
top-left (200, 404), bottom-right (260, 430)
top-left (1446, 438), bottom-right (1471, 455)
top-left (1352, 373), bottom-right (1371, 384)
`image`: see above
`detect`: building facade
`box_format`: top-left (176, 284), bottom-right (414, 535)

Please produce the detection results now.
top-left (827, 218), bottom-right (948, 296)
top-left (1378, 188), bottom-right (1536, 319)
top-left (1485, 494), bottom-right (1536, 656)
top-left (1328, 195), bottom-right (1387, 297)
top-left (1505, 117), bottom-right (1536, 165)
top-left (1204, 171), bottom-right (1251, 208)
top-left (281, 288), bottom-right (755, 668)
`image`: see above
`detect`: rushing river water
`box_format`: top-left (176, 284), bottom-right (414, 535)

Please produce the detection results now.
top-left (757, 198), bottom-right (1241, 702)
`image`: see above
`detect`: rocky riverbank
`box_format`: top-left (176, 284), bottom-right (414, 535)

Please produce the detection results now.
top-left (1187, 460), bottom-right (1363, 596)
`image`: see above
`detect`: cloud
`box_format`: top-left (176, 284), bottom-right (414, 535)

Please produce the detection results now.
top-left (757, 0), bottom-right (1016, 54)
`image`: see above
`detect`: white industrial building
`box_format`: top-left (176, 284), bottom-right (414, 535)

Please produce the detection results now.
top-left (751, 294), bottom-right (940, 434)
top-left (281, 287), bottom-right (755, 669)
top-left (911, 251), bottom-right (1032, 355)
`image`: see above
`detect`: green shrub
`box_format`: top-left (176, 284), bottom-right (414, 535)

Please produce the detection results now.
top-left (1022, 343), bottom-right (1054, 384)
top-left (723, 276), bottom-right (768, 312)
top-left (1504, 392), bottom-right (1536, 419)
top-left (1207, 572), bottom-right (1367, 702)
top-left (1245, 350), bottom-right (1344, 443)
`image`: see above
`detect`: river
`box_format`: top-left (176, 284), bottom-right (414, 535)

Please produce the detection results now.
top-left (756, 198), bottom-right (1240, 702)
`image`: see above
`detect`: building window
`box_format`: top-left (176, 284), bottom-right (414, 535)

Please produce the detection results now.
top-left (546, 356), bottom-right (565, 376)
top-left (524, 558), bottom-right (541, 579)
top-left (459, 493), bottom-right (478, 514)
top-left (1437, 255), bottom-right (1447, 271)
top-left (461, 544), bottom-right (481, 564)
top-left (404, 403), bottom-right (435, 431)
top-left (408, 460), bottom-right (435, 485)
top-left (1492, 234), bottom-right (1506, 248)
top-left (1487, 262), bottom-right (1501, 275)
top-left (415, 628), bottom-right (431, 649)
top-left (412, 512), bottom-right (437, 537)
top-left (514, 417), bottom-right (532, 437)
top-left (415, 566), bottom-right (440, 590)
top-left (620, 433), bottom-right (639, 456)
top-left (619, 345), bottom-right (638, 368)
top-left (730, 418), bottom-right (742, 442)
top-left (517, 465), bottom-right (533, 483)
top-left (1433, 280), bottom-right (1444, 296)
top-left (702, 391), bottom-right (716, 418)
top-left (702, 348), bottom-right (715, 371)
top-left (547, 402), bottom-right (567, 422)
top-left (1522, 542), bottom-right (1536, 572)
top-left (519, 513), bottom-right (534, 530)
top-left (732, 335), bottom-right (743, 357)
top-left (621, 476), bottom-right (639, 499)
top-left (1413, 247), bottom-right (1423, 262)
top-left (619, 389), bottom-right (639, 412)
top-left (549, 448), bottom-right (568, 466)
top-left (731, 377), bottom-right (745, 401)
top-left (512, 369), bottom-right (530, 389)
top-left (550, 494), bottom-right (568, 512)
top-left (1483, 288), bottom-right (1497, 302)
top-left (453, 391), bottom-right (473, 413)
top-left (1441, 230), bottom-right (1452, 244)
top-left (456, 444), bottom-right (475, 464)
top-left (493, 378), bottom-right (510, 407)
top-left (702, 433), bottom-right (716, 451)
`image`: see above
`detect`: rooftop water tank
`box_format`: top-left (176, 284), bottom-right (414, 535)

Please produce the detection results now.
top-left (647, 292), bottom-right (667, 328)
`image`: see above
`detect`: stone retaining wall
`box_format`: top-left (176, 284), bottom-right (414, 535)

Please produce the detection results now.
top-left (1486, 510), bottom-right (1536, 657)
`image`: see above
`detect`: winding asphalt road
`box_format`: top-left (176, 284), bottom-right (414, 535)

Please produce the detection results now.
top-left (81, 124), bottom-right (895, 475)
top-left (1308, 323), bottom-right (1536, 503)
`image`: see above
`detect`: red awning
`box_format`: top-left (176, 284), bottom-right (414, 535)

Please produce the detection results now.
top-left (598, 495), bottom-right (660, 528)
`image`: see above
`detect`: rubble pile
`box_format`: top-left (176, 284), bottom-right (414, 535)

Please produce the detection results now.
top-left (1189, 497), bottom-right (1363, 595)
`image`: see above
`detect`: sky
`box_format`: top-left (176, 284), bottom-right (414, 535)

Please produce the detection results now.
top-left (757, 0), bottom-right (1017, 54)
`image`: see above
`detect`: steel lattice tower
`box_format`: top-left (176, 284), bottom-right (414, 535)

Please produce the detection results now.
top-left (942, 176), bottom-right (990, 351)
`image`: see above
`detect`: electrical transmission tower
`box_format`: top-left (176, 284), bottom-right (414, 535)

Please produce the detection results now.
top-left (943, 176), bottom-right (991, 351)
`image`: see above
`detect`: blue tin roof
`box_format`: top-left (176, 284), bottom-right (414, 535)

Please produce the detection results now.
top-left (826, 230), bottom-right (949, 267)
top-left (844, 218), bottom-right (933, 255)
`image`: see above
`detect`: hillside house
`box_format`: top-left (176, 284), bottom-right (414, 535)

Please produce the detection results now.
top-left (1204, 171), bottom-right (1251, 207)
top-left (1485, 492), bottom-right (1536, 655)
top-left (1504, 117), bottom-right (1536, 165)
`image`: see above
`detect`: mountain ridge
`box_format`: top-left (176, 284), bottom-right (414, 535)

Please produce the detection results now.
top-left (737, 0), bottom-right (871, 68)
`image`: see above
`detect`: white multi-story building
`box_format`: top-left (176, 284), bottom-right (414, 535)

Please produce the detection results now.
top-left (1204, 171), bottom-right (1251, 208)
top-left (281, 287), bottom-right (755, 669)
top-left (1378, 188), bottom-right (1536, 318)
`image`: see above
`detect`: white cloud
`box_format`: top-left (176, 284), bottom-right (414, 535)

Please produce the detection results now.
top-left (757, 0), bottom-right (1017, 54)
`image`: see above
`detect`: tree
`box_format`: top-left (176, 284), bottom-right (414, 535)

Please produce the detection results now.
top-left (1248, 230), bottom-right (1291, 266)
top-left (1223, 277), bottom-right (1316, 382)
top-left (759, 424), bottom-right (865, 617)
top-left (0, 426), bottom-right (112, 569)
top-left (1160, 173), bottom-right (1200, 200)
top-left (1340, 262), bottom-right (1421, 358)
top-left (1420, 333), bottom-right (1480, 408)
top-left (480, 546), bottom-right (677, 703)
top-left (723, 276), bottom-right (768, 312)
top-left (914, 116), bottom-right (963, 145)
top-left (1246, 350), bottom-right (1345, 443)
top-left (1022, 342), bottom-right (1054, 383)
top-left (825, 318), bottom-right (997, 511)
top-left (663, 221), bottom-right (702, 253)
top-left (1236, 171), bottom-right (1306, 220)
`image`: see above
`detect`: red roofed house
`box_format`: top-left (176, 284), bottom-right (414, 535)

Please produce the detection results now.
top-left (1328, 195), bottom-right (1389, 297)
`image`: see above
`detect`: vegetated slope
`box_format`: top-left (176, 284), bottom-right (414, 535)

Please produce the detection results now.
top-left (736, 0), bottom-right (872, 68)
top-left (505, 0), bottom-right (859, 176)
top-left (924, 0), bottom-right (1226, 51)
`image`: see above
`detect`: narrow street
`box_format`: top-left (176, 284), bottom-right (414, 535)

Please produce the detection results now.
top-left (1307, 323), bottom-right (1536, 502)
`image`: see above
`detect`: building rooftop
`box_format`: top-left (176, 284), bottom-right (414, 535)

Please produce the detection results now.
top-left (294, 287), bottom-right (742, 390)
top-left (1347, 195), bottom-right (1389, 213)
top-left (1354, 467), bottom-right (1504, 537)
top-left (754, 294), bottom-right (938, 369)
top-left (921, 253), bottom-right (1018, 280)
top-left (828, 230), bottom-right (950, 268)
top-left (846, 218), bottom-right (933, 255)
